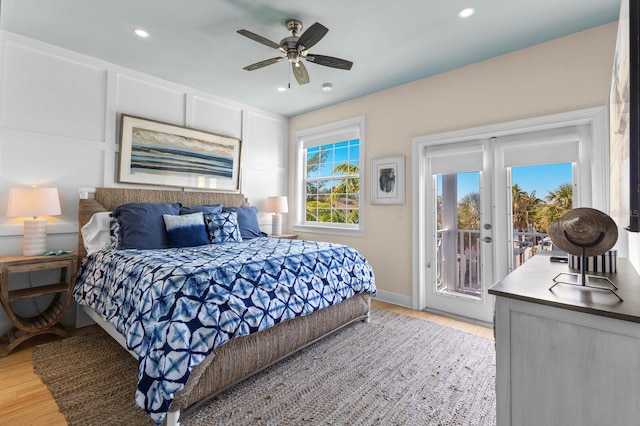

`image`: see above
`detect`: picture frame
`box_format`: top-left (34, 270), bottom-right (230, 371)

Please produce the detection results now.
top-left (118, 114), bottom-right (242, 192)
top-left (371, 154), bottom-right (405, 205)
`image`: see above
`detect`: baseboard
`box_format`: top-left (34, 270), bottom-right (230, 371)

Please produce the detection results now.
top-left (373, 290), bottom-right (413, 309)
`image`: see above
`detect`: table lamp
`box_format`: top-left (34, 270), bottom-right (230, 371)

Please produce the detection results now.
top-left (266, 196), bottom-right (288, 236)
top-left (7, 187), bottom-right (62, 256)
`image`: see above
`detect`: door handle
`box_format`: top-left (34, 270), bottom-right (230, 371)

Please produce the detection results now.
top-left (481, 236), bottom-right (492, 243)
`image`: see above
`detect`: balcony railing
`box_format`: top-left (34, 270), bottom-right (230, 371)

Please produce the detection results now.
top-left (512, 230), bottom-right (551, 268)
top-left (436, 229), bottom-right (549, 296)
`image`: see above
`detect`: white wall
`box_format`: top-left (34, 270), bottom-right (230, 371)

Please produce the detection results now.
top-left (289, 23), bottom-right (620, 307)
top-left (0, 31), bottom-right (288, 333)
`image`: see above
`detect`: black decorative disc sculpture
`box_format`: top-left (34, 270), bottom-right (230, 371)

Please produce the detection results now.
top-left (547, 208), bottom-right (622, 301)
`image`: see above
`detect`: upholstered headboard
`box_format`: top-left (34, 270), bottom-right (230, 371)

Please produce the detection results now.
top-left (77, 187), bottom-right (249, 262)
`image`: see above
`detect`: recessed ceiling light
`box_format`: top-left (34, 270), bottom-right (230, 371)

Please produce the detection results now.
top-left (458, 7), bottom-right (476, 19)
top-left (134, 29), bottom-right (149, 38)
top-left (277, 86), bottom-right (287, 92)
top-left (322, 83), bottom-right (333, 92)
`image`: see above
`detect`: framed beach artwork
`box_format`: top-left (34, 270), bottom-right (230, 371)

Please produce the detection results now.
top-left (371, 154), bottom-right (405, 205)
top-left (118, 115), bottom-right (241, 192)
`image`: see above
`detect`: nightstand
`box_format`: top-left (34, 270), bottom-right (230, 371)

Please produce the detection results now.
top-left (0, 253), bottom-right (77, 356)
top-left (268, 233), bottom-right (299, 239)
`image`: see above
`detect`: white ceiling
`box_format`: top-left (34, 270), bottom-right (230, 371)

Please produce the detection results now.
top-left (0, 0), bottom-right (621, 117)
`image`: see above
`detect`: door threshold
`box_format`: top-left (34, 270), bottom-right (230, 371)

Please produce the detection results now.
top-left (421, 307), bottom-right (493, 329)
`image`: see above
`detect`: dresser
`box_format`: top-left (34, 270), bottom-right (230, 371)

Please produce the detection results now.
top-left (488, 253), bottom-right (640, 426)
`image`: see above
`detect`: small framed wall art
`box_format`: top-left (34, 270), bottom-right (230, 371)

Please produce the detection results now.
top-left (371, 154), bottom-right (405, 205)
top-left (118, 114), bottom-right (242, 192)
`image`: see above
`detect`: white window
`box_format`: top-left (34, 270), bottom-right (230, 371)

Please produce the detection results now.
top-left (294, 116), bottom-right (365, 236)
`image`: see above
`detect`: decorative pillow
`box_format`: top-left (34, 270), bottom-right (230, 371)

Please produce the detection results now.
top-left (222, 206), bottom-right (264, 240)
top-left (204, 212), bottom-right (243, 243)
top-left (112, 202), bottom-right (181, 249)
top-left (81, 212), bottom-right (113, 255)
top-left (163, 212), bottom-right (210, 248)
top-left (180, 204), bottom-right (223, 215)
top-left (109, 217), bottom-right (120, 248)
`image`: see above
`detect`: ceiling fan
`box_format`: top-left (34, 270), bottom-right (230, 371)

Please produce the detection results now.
top-left (237, 19), bottom-right (353, 85)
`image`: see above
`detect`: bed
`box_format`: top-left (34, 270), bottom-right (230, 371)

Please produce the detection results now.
top-left (73, 187), bottom-right (375, 426)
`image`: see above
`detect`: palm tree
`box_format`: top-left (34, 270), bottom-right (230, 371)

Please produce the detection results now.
top-left (330, 164), bottom-right (360, 194)
top-left (306, 149), bottom-right (328, 174)
top-left (327, 163), bottom-right (360, 224)
top-left (512, 184), bottom-right (540, 231)
top-left (318, 208), bottom-right (346, 223)
top-left (546, 183), bottom-right (573, 210)
top-left (534, 183), bottom-right (573, 232)
top-left (306, 200), bottom-right (330, 221)
top-left (457, 192), bottom-right (480, 230)
top-left (305, 162), bottom-right (360, 224)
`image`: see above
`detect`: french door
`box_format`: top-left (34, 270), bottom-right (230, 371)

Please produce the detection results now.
top-left (422, 140), bottom-right (495, 324)
top-left (418, 132), bottom-right (587, 324)
top-left (413, 107), bottom-right (607, 325)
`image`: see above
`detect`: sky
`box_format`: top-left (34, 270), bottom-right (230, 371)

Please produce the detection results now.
top-left (511, 163), bottom-right (572, 198)
top-left (307, 141), bottom-right (359, 180)
top-left (449, 163), bottom-right (572, 201)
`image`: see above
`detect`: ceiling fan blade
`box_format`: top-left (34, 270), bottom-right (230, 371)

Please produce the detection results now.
top-left (306, 54), bottom-right (353, 70)
top-left (297, 22), bottom-right (328, 50)
top-left (292, 62), bottom-right (310, 85)
top-left (237, 29), bottom-right (280, 50)
top-left (243, 57), bottom-right (284, 71)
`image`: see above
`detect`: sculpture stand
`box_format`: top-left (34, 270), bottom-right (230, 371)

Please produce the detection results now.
top-left (549, 231), bottom-right (622, 302)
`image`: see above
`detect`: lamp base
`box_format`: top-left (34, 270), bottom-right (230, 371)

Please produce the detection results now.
top-left (271, 214), bottom-right (282, 236)
top-left (23, 219), bottom-right (47, 256)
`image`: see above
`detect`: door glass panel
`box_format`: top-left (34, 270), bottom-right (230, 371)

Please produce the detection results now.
top-left (436, 171), bottom-right (481, 299)
top-left (511, 163), bottom-right (573, 268)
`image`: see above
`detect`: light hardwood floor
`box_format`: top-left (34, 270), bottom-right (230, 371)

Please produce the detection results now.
top-left (0, 300), bottom-right (492, 425)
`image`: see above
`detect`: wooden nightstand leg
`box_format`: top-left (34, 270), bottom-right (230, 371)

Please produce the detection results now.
top-left (0, 324), bottom-right (68, 357)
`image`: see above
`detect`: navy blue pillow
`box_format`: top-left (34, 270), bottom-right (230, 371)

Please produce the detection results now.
top-left (180, 204), bottom-right (223, 215)
top-left (163, 212), bottom-right (209, 248)
top-left (113, 202), bottom-right (181, 249)
top-left (222, 206), bottom-right (264, 239)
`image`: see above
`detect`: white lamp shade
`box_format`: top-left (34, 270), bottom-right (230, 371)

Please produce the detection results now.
top-left (266, 196), bottom-right (288, 214)
top-left (7, 187), bottom-right (61, 218)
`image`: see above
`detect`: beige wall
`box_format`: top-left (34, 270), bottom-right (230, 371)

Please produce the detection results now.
top-left (289, 23), bottom-right (618, 302)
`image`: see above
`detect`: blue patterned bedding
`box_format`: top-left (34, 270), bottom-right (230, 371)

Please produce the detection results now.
top-left (74, 237), bottom-right (375, 425)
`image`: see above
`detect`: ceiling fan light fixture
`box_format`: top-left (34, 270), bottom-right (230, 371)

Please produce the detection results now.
top-left (134, 28), bottom-right (149, 38)
top-left (322, 83), bottom-right (333, 92)
top-left (286, 50), bottom-right (300, 63)
top-left (458, 7), bottom-right (476, 19)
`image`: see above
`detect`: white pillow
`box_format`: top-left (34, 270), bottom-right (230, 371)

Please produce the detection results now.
top-left (81, 211), bottom-right (112, 255)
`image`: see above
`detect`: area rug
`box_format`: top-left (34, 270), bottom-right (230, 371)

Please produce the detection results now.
top-left (32, 309), bottom-right (496, 426)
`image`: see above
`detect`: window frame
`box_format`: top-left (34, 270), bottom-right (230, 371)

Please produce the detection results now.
top-left (293, 116), bottom-right (365, 236)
